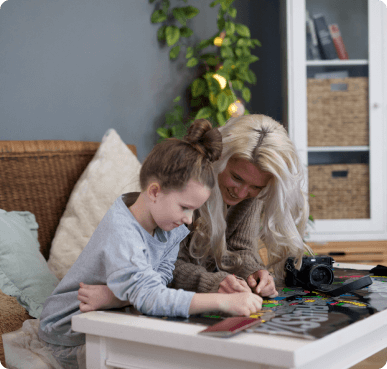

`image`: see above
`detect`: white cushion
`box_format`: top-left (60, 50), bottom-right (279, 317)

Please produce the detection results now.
top-left (47, 129), bottom-right (141, 280)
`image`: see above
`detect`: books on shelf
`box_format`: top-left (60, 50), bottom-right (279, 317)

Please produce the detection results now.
top-left (306, 11), bottom-right (322, 60)
top-left (312, 14), bottom-right (338, 60)
top-left (329, 24), bottom-right (349, 60)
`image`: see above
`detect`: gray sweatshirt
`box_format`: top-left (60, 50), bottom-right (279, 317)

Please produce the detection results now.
top-left (38, 193), bottom-right (195, 347)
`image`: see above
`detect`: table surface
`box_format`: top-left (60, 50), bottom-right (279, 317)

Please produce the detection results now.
top-left (72, 263), bottom-right (387, 369)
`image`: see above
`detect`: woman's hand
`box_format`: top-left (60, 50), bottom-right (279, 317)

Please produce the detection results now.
top-left (77, 283), bottom-right (130, 312)
top-left (247, 270), bottom-right (278, 298)
top-left (218, 274), bottom-right (251, 294)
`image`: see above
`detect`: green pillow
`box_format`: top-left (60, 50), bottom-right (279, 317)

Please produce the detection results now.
top-left (0, 209), bottom-right (59, 318)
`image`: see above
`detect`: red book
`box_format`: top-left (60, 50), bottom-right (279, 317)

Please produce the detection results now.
top-left (329, 24), bottom-right (349, 60)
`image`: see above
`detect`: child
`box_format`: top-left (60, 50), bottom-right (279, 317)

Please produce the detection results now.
top-left (38, 119), bottom-right (263, 369)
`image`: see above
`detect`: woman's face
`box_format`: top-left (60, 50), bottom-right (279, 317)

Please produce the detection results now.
top-left (218, 157), bottom-right (272, 206)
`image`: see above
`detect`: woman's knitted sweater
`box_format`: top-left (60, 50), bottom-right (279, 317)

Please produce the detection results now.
top-left (172, 197), bottom-right (265, 293)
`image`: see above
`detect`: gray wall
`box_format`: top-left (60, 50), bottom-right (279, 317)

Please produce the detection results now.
top-left (0, 0), bottom-right (282, 161)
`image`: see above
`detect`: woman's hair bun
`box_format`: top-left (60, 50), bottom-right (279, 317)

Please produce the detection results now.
top-left (184, 119), bottom-right (222, 162)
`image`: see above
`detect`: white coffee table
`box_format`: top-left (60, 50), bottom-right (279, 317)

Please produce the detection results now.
top-left (72, 263), bottom-right (387, 369)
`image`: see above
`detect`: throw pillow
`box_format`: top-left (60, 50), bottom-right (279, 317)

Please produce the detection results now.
top-left (0, 210), bottom-right (59, 318)
top-left (47, 129), bottom-right (142, 280)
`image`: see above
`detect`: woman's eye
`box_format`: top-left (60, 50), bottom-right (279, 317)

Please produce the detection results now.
top-left (232, 174), bottom-right (242, 181)
top-left (181, 206), bottom-right (189, 211)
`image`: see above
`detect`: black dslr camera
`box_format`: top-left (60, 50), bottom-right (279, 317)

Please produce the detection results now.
top-left (285, 256), bottom-right (335, 290)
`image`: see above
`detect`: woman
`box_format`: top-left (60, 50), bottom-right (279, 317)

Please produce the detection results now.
top-left (77, 114), bottom-right (310, 311)
top-left (170, 114), bottom-right (310, 298)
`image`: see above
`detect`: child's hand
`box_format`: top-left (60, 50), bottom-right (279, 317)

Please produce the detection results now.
top-left (219, 292), bottom-right (262, 317)
top-left (77, 283), bottom-right (129, 312)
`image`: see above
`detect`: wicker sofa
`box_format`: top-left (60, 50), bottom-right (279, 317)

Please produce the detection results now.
top-left (0, 139), bottom-right (136, 366)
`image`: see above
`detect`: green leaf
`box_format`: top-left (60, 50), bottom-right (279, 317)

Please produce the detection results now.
top-left (235, 48), bottom-right (242, 57)
top-left (185, 46), bottom-right (194, 59)
top-left (172, 8), bottom-right (187, 26)
top-left (161, 0), bottom-right (170, 13)
top-left (236, 38), bottom-right (249, 47)
top-left (197, 39), bottom-right (212, 51)
top-left (200, 53), bottom-right (218, 66)
top-left (228, 7), bottom-right (237, 18)
top-left (151, 10), bottom-right (167, 24)
top-left (217, 91), bottom-right (229, 112)
top-left (235, 24), bottom-right (251, 38)
top-left (252, 39), bottom-right (262, 47)
top-left (247, 70), bottom-right (257, 84)
top-left (157, 25), bottom-right (167, 42)
top-left (216, 111), bottom-right (227, 126)
top-left (220, 0), bottom-right (235, 11)
top-left (173, 96), bottom-right (181, 103)
top-left (220, 46), bottom-right (234, 59)
top-left (192, 78), bottom-right (206, 97)
top-left (195, 107), bottom-right (213, 119)
top-left (231, 79), bottom-right (243, 90)
top-left (242, 87), bottom-right (251, 102)
top-left (210, 0), bottom-right (221, 7)
top-left (169, 45), bottom-right (181, 60)
top-left (165, 26), bottom-right (180, 46)
top-left (186, 57), bottom-right (198, 67)
top-left (180, 26), bottom-right (193, 38)
top-left (182, 6), bottom-right (199, 19)
top-left (225, 21), bottom-right (235, 36)
top-left (222, 37), bottom-right (231, 46)
top-left (157, 127), bottom-right (170, 139)
top-left (171, 124), bottom-right (187, 139)
top-left (149, 0), bottom-right (156, 4)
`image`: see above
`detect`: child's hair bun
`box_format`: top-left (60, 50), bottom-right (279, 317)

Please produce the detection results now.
top-left (184, 119), bottom-right (222, 162)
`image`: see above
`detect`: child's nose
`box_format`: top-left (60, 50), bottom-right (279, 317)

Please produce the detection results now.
top-left (182, 210), bottom-right (193, 225)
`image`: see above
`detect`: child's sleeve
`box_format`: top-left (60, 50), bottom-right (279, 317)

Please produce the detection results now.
top-left (157, 243), bottom-right (180, 286)
top-left (105, 231), bottom-right (194, 318)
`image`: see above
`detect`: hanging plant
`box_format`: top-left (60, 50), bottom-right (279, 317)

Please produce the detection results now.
top-left (150, 0), bottom-right (261, 139)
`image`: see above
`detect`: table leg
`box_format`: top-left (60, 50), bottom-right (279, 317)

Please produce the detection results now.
top-left (85, 335), bottom-right (112, 369)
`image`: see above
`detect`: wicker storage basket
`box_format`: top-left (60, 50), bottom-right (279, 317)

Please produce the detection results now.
top-left (307, 77), bottom-right (369, 146)
top-left (308, 163), bottom-right (370, 219)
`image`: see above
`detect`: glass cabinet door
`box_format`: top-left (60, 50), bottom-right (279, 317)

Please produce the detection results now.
top-left (305, 0), bottom-right (370, 221)
top-left (285, 0), bottom-right (386, 242)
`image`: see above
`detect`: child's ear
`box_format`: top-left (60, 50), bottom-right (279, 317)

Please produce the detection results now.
top-left (147, 182), bottom-right (161, 203)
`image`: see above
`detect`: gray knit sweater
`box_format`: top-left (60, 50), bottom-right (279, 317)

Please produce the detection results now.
top-left (171, 197), bottom-right (265, 293)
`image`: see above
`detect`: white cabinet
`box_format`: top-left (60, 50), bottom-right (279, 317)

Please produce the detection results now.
top-left (284, 0), bottom-right (387, 242)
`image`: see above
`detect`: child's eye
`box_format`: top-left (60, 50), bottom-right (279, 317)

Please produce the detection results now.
top-left (181, 206), bottom-right (189, 211)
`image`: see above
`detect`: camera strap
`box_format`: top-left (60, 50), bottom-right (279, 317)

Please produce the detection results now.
top-left (316, 275), bottom-right (373, 297)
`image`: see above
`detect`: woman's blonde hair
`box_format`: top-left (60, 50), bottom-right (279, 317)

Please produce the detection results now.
top-left (189, 114), bottom-right (311, 279)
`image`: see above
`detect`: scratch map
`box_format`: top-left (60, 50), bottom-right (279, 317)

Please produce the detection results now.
top-left (120, 268), bottom-right (387, 340)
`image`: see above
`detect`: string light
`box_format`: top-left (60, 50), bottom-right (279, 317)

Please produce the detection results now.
top-left (228, 99), bottom-right (245, 117)
top-left (213, 31), bottom-right (226, 47)
top-left (212, 74), bottom-right (227, 89)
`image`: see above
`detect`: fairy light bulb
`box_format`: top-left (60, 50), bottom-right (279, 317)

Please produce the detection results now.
top-left (228, 99), bottom-right (245, 117)
top-left (213, 74), bottom-right (227, 89)
top-left (214, 37), bottom-right (223, 47)
top-left (214, 31), bottom-right (226, 47)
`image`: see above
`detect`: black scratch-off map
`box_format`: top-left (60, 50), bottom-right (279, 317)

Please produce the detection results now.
top-left (120, 268), bottom-right (387, 340)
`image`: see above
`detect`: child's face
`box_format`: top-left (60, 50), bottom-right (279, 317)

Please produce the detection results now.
top-left (151, 179), bottom-right (211, 232)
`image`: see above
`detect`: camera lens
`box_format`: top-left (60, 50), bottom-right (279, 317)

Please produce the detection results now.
top-left (308, 264), bottom-right (334, 288)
